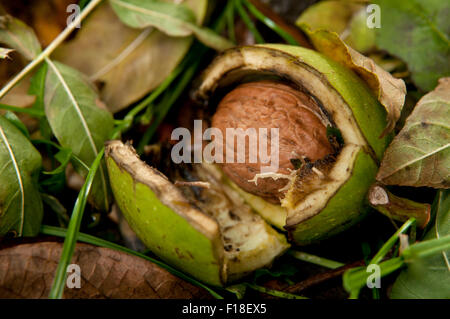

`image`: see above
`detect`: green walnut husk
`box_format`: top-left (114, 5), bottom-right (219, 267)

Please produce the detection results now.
top-left (195, 44), bottom-right (391, 245)
top-left (105, 141), bottom-right (289, 286)
top-left (106, 44), bottom-right (391, 286)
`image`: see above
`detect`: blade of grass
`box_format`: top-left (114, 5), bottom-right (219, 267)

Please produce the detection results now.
top-left (136, 52), bottom-right (200, 153)
top-left (288, 250), bottom-right (345, 269)
top-left (41, 225), bottom-right (223, 299)
top-left (135, 3), bottom-right (232, 153)
top-left (235, 0), bottom-right (264, 44)
top-left (242, 0), bottom-right (299, 45)
top-left (402, 235), bottom-right (450, 261)
top-left (370, 217), bottom-right (416, 264)
top-left (48, 147), bottom-right (105, 299)
top-left (343, 257), bottom-right (404, 299)
top-left (226, 0), bottom-right (236, 44)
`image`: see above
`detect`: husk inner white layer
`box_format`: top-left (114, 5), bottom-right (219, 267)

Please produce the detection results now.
top-left (188, 163), bottom-right (289, 281)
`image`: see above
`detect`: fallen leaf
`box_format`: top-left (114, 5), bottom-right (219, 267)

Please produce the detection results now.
top-left (0, 115), bottom-right (43, 237)
top-left (300, 25), bottom-right (406, 135)
top-left (53, 1), bottom-right (206, 113)
top-left (44, 60), bottom-right (114, 211)
top-left (374, 0), bottom-right (450, 92)
top-left (377, 78), bottom-right (450, 188)
top-left (0, 241), bottom-right (210, 298)
top-left (109, 0), bottom-right (233, 51)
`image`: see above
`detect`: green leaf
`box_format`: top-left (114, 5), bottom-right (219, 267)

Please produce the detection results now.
top-left (29, 63), bottom-right (53, 139)
top-left (3, 111), bottom-right (30, 138)
top-left (391, 190), bottom-right (450, 299)
top-left (377, 78), bottom-right (450, 188)
top-left (109, 0), bottom-right (233, 51)
top-left (374, 0), bottom-right (450, 92)
top-left (29, 63), bottom-right (48, 111)
top-left (44, 59), bottom-right (114, 212)
top-left (0, 115), bottom-right (43, 236)
top-left (0, 15), bottom-right (41, 60)
top-left (43, 147), bottom-right (72, 175)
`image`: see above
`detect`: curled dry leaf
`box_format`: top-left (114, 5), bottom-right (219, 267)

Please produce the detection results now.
top-left (377, 78), bottom-right (450, 188)
top-left (53, 1), bottom-right (207, 113)
top-left (0, 241), bottom-right (210, 299)
top-left (300, 25), bottom-right (406, 135)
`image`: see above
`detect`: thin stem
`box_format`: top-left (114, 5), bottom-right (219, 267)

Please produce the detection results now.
top-left (0, 103), bottom-right (44, 117)
top-left (288, 250), bottom-right (345, 269)
top-left (234, 0), bottom-right (264, 44)
top-left (0, 0), bottom-right (104, 99)
top-left (242, 0), bottom-right (299, 45)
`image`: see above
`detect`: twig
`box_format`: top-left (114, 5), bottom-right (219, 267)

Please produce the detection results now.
top-left (284, 260), bottom-right (365, 294)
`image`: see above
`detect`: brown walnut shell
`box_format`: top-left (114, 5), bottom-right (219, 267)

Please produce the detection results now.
top-left (211, 81), bottom-right (334, 203)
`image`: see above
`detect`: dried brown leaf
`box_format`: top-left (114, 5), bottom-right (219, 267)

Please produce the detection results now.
top-left (0, 241), bottom-right (210, 299)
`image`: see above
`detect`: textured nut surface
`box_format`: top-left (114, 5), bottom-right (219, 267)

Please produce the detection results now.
top-left (211, 81), bottom-right (333, 203)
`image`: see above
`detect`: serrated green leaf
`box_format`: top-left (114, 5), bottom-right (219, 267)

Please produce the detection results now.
top-left (391, 190), bottom-right (450, 299)
top-left (0, 15), bottom-right (41, 60)
top-left (44, 59), bottom-right (114, 212)
top-left (374, 0), bottom-right (450, 92)
top-left (0, 115), bottom-right (43, 236)
top-left (377, 78), bottom-right (450, 188)
top-left (109, 0), bottom-right (233, 51)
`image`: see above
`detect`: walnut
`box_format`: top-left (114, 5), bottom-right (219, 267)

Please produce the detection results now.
top-left (211, 81), bottom-right (334, 203)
